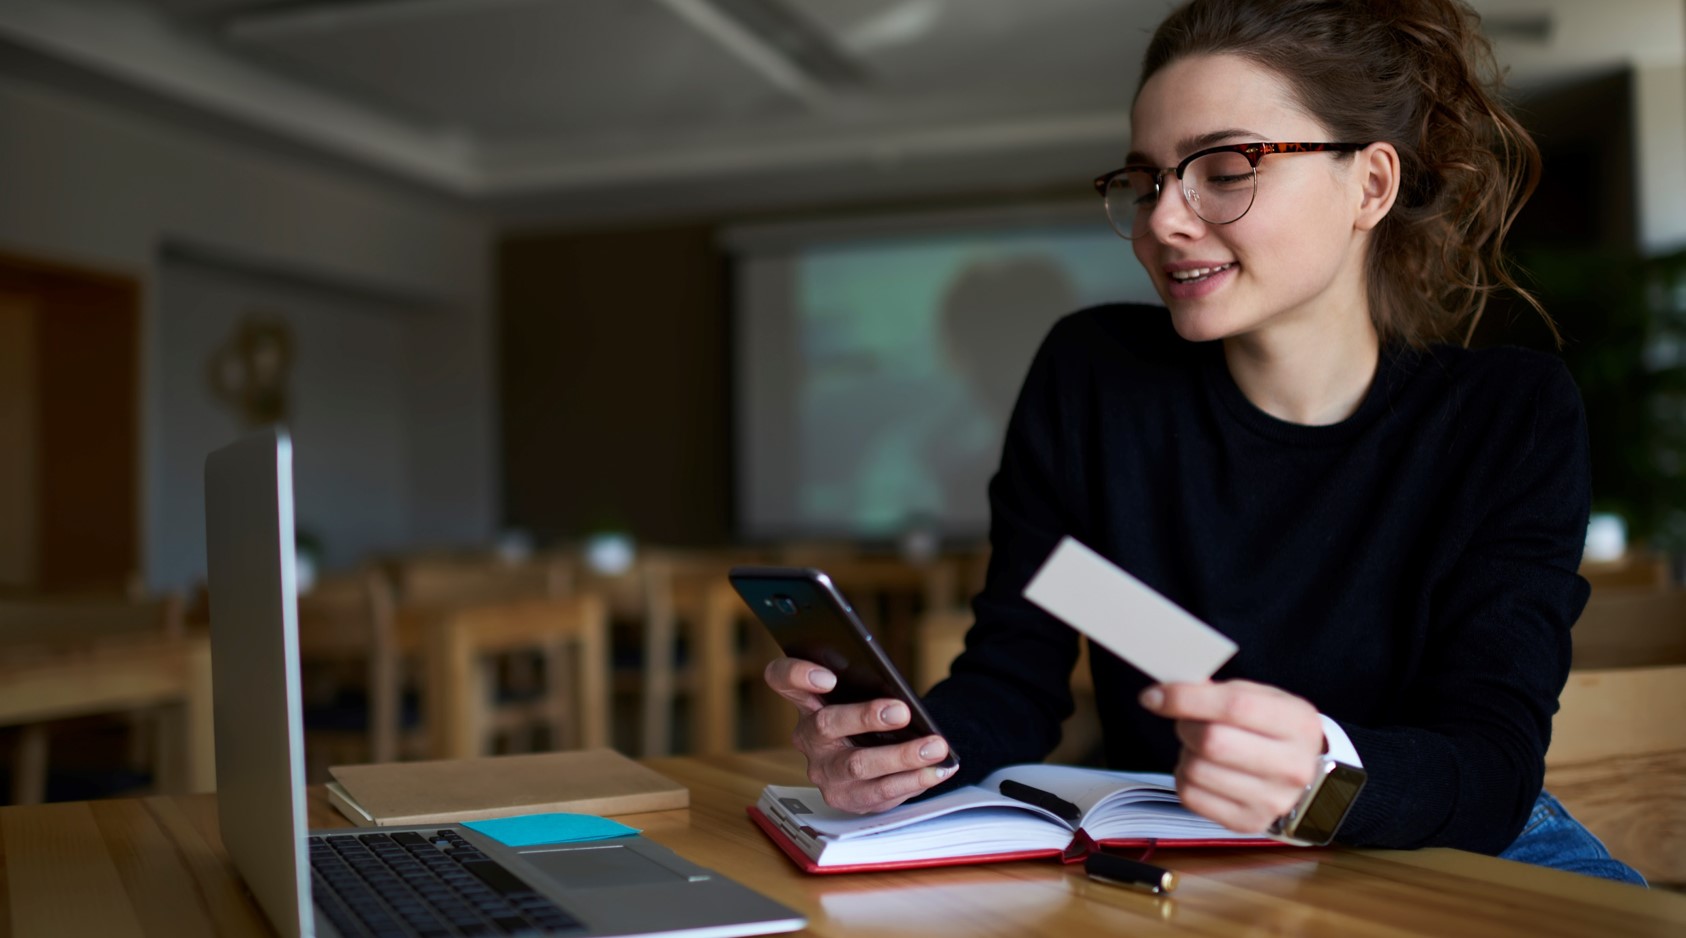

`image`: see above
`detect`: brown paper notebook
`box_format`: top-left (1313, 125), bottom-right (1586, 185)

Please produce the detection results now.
top-left (325, 748), bottom-right (689, 827)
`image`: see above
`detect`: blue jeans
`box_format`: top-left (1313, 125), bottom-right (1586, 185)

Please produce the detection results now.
top-left (1497, 790), bottom-right (1647, 886)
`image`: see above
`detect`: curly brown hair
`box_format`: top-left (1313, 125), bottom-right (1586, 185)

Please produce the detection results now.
top-left (1139, 0), bottom-right (1558, 348)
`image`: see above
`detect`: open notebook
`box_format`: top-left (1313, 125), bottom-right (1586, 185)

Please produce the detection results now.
top-left (750, 763), bottom-right (1279, 873)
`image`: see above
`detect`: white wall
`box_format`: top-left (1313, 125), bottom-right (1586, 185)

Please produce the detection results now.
top-left (0, 75), bottom-right (497, 590)
top-left (155, 258), bottom-right (417, 590)
top-left (1634, 63), bottom-right (1686, 255)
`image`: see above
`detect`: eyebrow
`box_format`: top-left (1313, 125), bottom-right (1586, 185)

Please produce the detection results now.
top-left (1124, 128), bottom-right (1263, 165)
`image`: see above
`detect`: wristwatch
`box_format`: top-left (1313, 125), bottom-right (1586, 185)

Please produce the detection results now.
top-left (1268, 757), bottom-right (1368, 846)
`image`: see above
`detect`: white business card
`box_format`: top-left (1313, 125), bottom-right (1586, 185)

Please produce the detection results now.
top-left (1023, 537), bottom-right (1237, 684)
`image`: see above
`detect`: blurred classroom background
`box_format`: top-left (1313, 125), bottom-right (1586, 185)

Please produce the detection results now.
top-left (1, 0), bottom-right (1684, 886)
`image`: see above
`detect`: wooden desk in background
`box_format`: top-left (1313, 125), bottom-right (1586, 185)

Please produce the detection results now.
top-left (295, 589), bottom-right (606, 766)
top-left (2, 750), bottom-right (1682, 937)
top-left (0, 632), bottom-right (214, 803)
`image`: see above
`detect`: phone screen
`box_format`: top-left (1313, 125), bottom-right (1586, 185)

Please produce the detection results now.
top-left (730, 566), bottom-right (957, 766)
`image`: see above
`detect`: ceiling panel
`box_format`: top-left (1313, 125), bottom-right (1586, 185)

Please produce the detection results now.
top-left (202, 0), bottom-right (1147, 144)
top-left (13, 0), bottom-right (1685, 216)
top-left (218, 0), bottom-right (803, 138)
top-left (800, 0), bottom-right (1140, 107)
top-left (141, 0), bottom-right (275, 15)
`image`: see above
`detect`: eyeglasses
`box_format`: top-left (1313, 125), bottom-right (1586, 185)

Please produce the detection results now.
top-left (1093, 142), bottom-right (1369, 240)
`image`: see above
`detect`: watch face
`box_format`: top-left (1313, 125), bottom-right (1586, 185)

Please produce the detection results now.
top-left (1290, 763), bottom-right (1367, 845)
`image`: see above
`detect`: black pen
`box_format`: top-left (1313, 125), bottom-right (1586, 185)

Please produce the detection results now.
top-left (998, 779), bottom-right (1082, 824)
top-left (1084, 851), bottom-right (1179, 896)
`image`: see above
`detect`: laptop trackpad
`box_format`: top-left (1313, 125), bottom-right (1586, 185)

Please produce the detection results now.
top-left (517, 845), bottom-right (687, 888)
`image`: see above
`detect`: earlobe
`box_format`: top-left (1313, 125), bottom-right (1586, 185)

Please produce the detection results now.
top-left (1354, 143), bottom-right (1401, 232)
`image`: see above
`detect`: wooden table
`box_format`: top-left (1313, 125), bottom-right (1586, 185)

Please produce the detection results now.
top-left (2, 749), bottom-right (1682, 937)
top-left (0, 632), bottom-right (214, 802)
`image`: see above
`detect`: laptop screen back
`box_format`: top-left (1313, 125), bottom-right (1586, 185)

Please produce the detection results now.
top-left (204, 428), bottom-right (314, 938)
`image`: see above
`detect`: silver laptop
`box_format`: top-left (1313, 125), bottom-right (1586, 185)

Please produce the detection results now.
top-left (204, 428), bottom-right (805, 938)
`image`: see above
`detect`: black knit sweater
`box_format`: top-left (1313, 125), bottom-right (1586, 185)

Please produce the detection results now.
top-left (922, 304), bottom-right (1591, 852)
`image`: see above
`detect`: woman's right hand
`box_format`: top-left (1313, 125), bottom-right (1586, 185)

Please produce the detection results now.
top-left (764, 656), bottom-right (955, 814)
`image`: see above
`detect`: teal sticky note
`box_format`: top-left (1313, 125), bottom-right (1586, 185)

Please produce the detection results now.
top-left (464, 813), bottom-right (641, 848)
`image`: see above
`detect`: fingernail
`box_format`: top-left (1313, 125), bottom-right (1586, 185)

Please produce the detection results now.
top-left (812, 670), bottom-right (836, 691)
top-left (1139, 687), bottom-right (1164, 710)
top-left (881, 702), bottom-right (909, 725)
top-left (919, 739), bottom-right (945, 761)
top-left (933, 766), bottom-right (953, 780)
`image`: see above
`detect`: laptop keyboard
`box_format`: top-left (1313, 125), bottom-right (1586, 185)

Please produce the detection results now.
top-left (309, 830), bottom-right (585, 937)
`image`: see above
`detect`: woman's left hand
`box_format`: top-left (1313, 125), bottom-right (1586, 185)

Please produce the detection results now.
top-left (1139, 680), bottom-right (1325, 834)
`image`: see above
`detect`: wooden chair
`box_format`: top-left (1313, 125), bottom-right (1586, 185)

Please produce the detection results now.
top-left (913, 606), bottom-right (1101, 765)
top-left (635, 552), bottom-right (712, 758)
top-left (548, 544), bottom-right (772, 757)
top-left (945, 541), bottom-right (992, 609)
top-left (1580, 552), bottom-right (1671, 593)
top-left (389, 555), bottom-right (569, 606)
top-left (295, 569), bottom-right (422, 771)
top-left (0, 594), bottom-right (210, 803)
top-left (1569, 588), bottom-right (1686, 670)
top-left (687, 577), bottom-right (790, 755)
top-left (633, 547), bottom-right (778, 756)
top-left (639, 548), bottom-right (972, 756)
top-left (913, 607), bottom-right (970, 695)
top-left (681, 553), bottom-right (980, 756)
top-left (792, 553), bottom-right (959, 674)
top-left (1546, 587), bottom-right (1686, 886)
top-left (382, 555), bottom-right (575, 758)
top-left (425, 594), bottom-right (610, 759)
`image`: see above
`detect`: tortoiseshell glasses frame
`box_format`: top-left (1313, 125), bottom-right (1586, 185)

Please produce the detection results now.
top-left (1093, 141), bottom-right (1370, 240)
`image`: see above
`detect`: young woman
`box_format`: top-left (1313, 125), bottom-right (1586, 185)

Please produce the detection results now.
top-left (764, 0), bottom-right (1645, 884)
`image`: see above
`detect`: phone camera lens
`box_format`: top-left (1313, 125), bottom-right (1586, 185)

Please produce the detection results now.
top-left (771, 596), bottom-right (798, 615)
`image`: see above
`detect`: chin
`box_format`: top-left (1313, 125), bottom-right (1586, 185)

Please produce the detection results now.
top-left (1166, 304), bottom-right (1239, 343)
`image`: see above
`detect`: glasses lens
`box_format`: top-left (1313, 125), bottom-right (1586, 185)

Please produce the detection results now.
top-left (1184, 151), bottom-right (1256, 225)
top-left (1103, 170), bottom-right (1158, 240)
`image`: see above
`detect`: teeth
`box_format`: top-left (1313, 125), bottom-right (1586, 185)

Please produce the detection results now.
top-left (1170, 263), bottom-right (1233, 281)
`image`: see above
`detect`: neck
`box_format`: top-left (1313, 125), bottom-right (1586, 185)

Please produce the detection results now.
top-left (1222, 309), bottom-right (1380, 426)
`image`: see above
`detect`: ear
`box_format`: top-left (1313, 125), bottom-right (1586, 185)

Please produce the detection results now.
top-left (1353, 142), bottom-right (1400, 232)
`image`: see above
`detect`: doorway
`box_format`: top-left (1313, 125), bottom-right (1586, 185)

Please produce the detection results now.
top-left (0, 252), bottom-right (140, 593)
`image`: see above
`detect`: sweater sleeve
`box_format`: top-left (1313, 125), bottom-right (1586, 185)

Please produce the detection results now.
top-left (918, 316), bottom-right (1089, 791)
top-left (1335, 360), bottom-right (1591, 852)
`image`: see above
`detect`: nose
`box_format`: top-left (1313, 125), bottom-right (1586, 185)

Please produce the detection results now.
top-left (1144, 176), bottom-right (1206, 242)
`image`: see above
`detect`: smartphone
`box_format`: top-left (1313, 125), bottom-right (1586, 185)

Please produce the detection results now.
top-left (729, 565), bottom-right (959, 769)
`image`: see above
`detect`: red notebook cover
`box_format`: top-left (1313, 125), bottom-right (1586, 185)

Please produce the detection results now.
top-left (747, 805), bottom-right (1282, 875)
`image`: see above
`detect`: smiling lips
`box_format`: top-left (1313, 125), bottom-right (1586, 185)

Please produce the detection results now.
top-left (1161, 261), bottom-right (1237, 300)
top-left (1168, 262), bottom-right (1235, 283)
